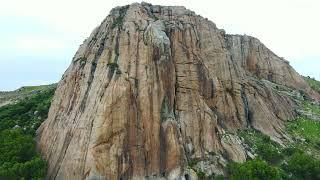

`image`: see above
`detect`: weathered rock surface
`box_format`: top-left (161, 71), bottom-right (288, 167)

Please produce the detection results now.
top-left (37, 3), bottom-right (320, 179)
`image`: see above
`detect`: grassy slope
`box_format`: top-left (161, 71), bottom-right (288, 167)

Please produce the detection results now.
top-left (304, 76), bottom-right (320, 94)
top-left (0, 84), bottom-right (56, 107)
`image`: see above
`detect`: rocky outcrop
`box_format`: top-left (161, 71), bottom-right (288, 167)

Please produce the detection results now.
top-left (37, 3), bottom-right (320, 179)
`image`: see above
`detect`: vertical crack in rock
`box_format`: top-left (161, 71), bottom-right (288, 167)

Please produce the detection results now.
top-left (51, 130), bottom-right (73, 180)
top-left (79, 35), bottom-right (106, 112)
top-left (241, 85), bottom-right (251, 128)
top-left (160, 96), bottom-right (175, 122)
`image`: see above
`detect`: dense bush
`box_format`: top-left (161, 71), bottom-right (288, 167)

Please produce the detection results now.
top-left (0, 130), bottom-right (35, 164)
top-left (283, 152), bottom-right (320, 180)
top-left (225, 149), bottom-right (320, 180)
top-left (0, 87), bottom-right (55, 135)
top-left (228, 158), bottom-right (284, 180)
top-left (236, 125), bottom-right (320, 180)
top-left (0, 157), bottom-right (46, 180)
top-left (0, 85), bottom-right (55, 179)
top-left (0, 130), bottom-right (46, 179)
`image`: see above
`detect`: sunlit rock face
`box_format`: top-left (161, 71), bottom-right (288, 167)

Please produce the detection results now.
top-left (37, 3), bottom-right (320, 179)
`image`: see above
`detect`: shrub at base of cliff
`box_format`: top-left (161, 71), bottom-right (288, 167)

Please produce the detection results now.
top-left (227, 158), bottom-right (284, 180)
top-left (226, 151), bottom-right (320, 180)
top-left (0, 85), bottom-right (55, 179)
top-left (236, 125), bottom-right (320, 180)
top-left (0, 129), bottom-right (46, 179)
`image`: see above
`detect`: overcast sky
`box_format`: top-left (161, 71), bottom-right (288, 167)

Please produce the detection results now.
top-left (0, 0), bottom-right (319, 91)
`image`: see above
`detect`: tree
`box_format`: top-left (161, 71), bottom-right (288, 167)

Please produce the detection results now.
top-left (0, 129), bottom-right (46, 179)
top-left (284, 152), bottom-right (320, 180)
top-left (228, 158), bottom-right (283, 180)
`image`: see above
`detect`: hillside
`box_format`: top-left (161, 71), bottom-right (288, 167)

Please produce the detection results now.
top-left (0, 84), bottom-right (56, 179)
top-left (0, 85), bottom-right (56, 108)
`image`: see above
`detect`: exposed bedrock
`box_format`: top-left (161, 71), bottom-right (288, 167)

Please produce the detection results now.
top-left (37, 3), bottom-right (320, 179)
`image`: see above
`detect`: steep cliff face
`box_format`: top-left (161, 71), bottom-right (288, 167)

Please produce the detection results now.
top-left (37, 3), bottom-right (320, 179)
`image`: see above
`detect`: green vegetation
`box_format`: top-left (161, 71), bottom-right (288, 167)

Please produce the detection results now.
top-left (0, 130), bottom-right (46, 179)
top-left (0, 86), bottom-right (56, 135)
top-left (0, 85), bottom-right (55, 179)
top-left (107, 62), bottom-right (119, 69)
top-left (187, 158), bottom-right (207, 179)
top-left (228, 128), bottom-right (320, 180)
top-left (286, 116), bottom-right (320, 159)
top-left (224, 77), bottom-right (320, 179)
top-left (287, 117), bottom-right (320, 147)
top-left (187, 158), bottom-right (198, 168)
top-left (239, 130), bottom-right (283, 164)
top-left (288, 91), bottom-right (320, 158)
top-left (74, 57), bottom-right (87, 68)
top-left (111, 6), bottom-right (129, 29)
top-left (196, 170), bottom-right (206, 180)
top-left (228, 158), bottom-right (284, 180)
top-left (227, 152), bottom-right (320, 180)
top-left (0, 85), bottom-right (54, 107)
top-left (233, 96), bottom-right (320, 180)
top-left (107, 62), bottom-right (121, 74)
top-left (283, 151), bottom-right (320, 179)
top-left (303, 101), bottom-right (320, 116)
top-left (14, 86), bottom-right (50, 94)
top-left (190, 106), bottom-right (320, 180)
top-left (304, 76), bottom-right (320, 94)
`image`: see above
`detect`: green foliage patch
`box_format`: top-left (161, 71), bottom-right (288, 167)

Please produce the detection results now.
top-left (0, 86), bottom-right (55, 135)
top-left (239, 130), bottom-right (283, 164)
top-left (0, 130), bottom-right (46, 179)
top-left (228, 158), bottom-right (284, 180)
top-left (0, 85), bottom-right (55, 179)
top-left (107, 62), bottom-right (122, 75)
top-left (283, 151), bottom-right (320, 179)
top-left (287, 117), bottom-right (320, 146)
top-left (235, 127), bottom-right (320, 180)
top-left (0, 85), bottom-right (53, 106)
top-left (111, 6), bottom-right (129, 29)
top-left (304, 76), bottom-right (320, 94)
top-left (303, 101), bottom-right (320, 116)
